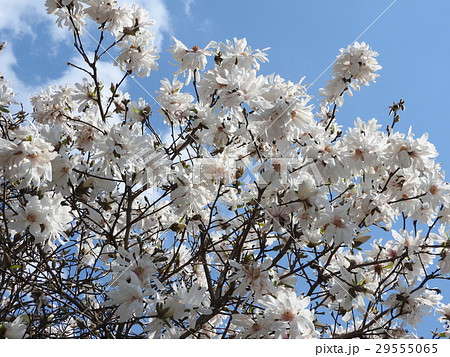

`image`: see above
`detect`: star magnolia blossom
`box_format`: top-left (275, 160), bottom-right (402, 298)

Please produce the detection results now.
top-left (0, 316), bottom-right (28, 339)
top-left (260, 290), bottom-right (318, 338)
top-left (320, 41), bottom-right (381, 107)
top-left (169, 37), bottom-right (216, 85)
top-left (8, 193), bottom-right (72, 249)
top-left (0, 0), bottom-right (448, 339)
top-left (0, 133), bottom-right (57, 188)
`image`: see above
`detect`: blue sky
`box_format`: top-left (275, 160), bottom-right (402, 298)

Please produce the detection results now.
top-left (0, 0), bottom-right (448, 337)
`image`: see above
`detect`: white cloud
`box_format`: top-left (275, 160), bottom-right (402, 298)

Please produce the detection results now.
top-left (47, 52), bottom-right (126, 89)
top-left (0, 44), bottom-right (125, 112)
top-left (0, 0), bottom-right (71, 44)
top-left (182, 0), bottom-right (195, 18)
top-left (196, 19), bottom-right (212, 33)
top-left (0, 43), bottom-right (29, 106)
top-left (0, 0), bottom-right (48, 39)
top-left (0, 0), bottom-right (174, 111)
top-left (0, 1), bottom-right (172, 48)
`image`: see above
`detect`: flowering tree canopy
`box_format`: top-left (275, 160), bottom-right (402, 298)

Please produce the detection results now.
top-left (0, 0), bottom-right (449, 339)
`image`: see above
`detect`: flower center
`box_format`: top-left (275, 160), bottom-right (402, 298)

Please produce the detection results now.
top-left (26, 213), bottom-right (37, 223)
top-left (132, 266), bottom-right (145, 280)
top-left (246, 266), bottom-right (261, 281)
top-left (27, 152), bottom-right (39, 160)
top-left (429, 185), bottom-right (439, 195)
top-left (354, 148), bottom-right (363, 160)
top-left (281, 310), bottom-right (295, 322)
top-left (332, 217), bottom-right (346, 229)
top-left (251, 323), bottom-right (262, 332)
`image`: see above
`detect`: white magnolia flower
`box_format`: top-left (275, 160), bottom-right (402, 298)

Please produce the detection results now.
top-left (391, 229), bottom-right (424, 258)
top-left (127, 97), bottom-right (151, 124)
top-left (116, 30), bottom-right (159, 77)
top-left (8, 193), bottom-right (72, 249)
top-left (119, 3), bottom-right (156, 38)
top-left (218, 37), bottom-right (269, 71)
top-left (322, 208), bottom-right (357, 246)
top-left (430, 226), bottom-right (450, 275)
top-left (230, 259), bottom-right (277, 299)
top-left (84, 0), bottom-right (118, 25)
top-left (111, 246), bottom-right (159, 288)
top-left (320, 42), bottom-right (381, 106)
top-left (436, 303), bottom-right (450, 323)
top-left (72, 78), bottom-right (98, 111)
top-left (1, 316), bottom-right (28, 339)
top-left (384, 281), bottom-right (431, 327)
top-left (169, 37), bottom-right (216, 84)
top-left (30, 84), bottom-right (74, 127)
top-left (341, 118), bottom-right (387, 173)
top-left (260, 290), bottom-right (317, 338)
top-left (160, 282), bottom-right (211, 326)
top-left (329, 266), bottom-right (375, 313)
top-left (157, 78), bottom-right (194, 126)
top-left (45, 0), bottom-right (73, 14)
top-left (104, 274), bottom-right (147, 322)
top-left (93, 122), bottom-right (155, 173)
top-left (388, 129), bottom-right (438, 170)
top-left (0, 75), bottom-right (15, 107)
top-left (231, 313), bottom-right (273, 338)
top-left (46, 0), bottom-right (87, 34)
top-left (0, 134), bottom-right (57, 188)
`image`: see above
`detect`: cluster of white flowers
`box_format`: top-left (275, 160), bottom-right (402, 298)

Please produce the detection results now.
top-left (0, 128), bottom-right (57, 188)
top-left (8, 193), bottom-right (72, 250)
top-left (0, 0), bottom-right (448, 339)
top-left (45, 0), bottom-right (159, 77)
top-left (0, 316), bottom-right (28, 339)
top-left (320, 42), bottom-right (381, 106)
top-left (0, 69), bottom-right (14, 108)
top-left (232, 290), bottom-right (317, 338)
